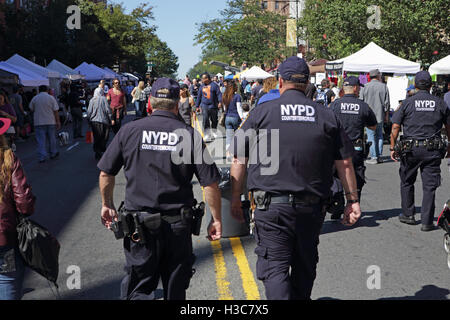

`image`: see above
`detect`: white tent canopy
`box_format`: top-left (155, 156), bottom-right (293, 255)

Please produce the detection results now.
top-left (429, 55), bottom-right (450, 76)
top-left (327, 42), bottom-right (421, 74)
top-left (239, 66), bottom-right (274, 81)
top-left (7, 54), bottom-right (62, 79)
top-left (90, 64), bottom-right (115, 80)
top-left (47, 59), bottom-right (84, 80)
top-left (74, 62), bottom-right (107, 81)
top-left (0, 61), bottom-right (49, 87)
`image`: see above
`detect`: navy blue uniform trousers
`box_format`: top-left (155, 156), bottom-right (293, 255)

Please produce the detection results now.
top-left (121, 214), bottom-right (194, 300)
top-left (254, 203), bottom-right (326, 300)
top-left (400, 147), bottom-right (442, 226)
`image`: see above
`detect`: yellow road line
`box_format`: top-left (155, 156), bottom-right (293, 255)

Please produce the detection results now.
top-left (211, 240), bottom-right (234, 300)
top-left (196, 114), bottom-right (257, 300)
top-left (229, 237), bottom-right (261, 300)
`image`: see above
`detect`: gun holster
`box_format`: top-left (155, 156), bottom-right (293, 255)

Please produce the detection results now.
top-left (191, 202), bottom-right (205, 236)
top-left (253, 190), bottom-right (270, 211)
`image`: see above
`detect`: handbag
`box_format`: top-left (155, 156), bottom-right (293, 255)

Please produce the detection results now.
top-left (16, 214), bottom-right (61, 286)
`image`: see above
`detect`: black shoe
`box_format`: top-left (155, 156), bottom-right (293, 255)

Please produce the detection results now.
top-left (399, 214), bottom-right (416, 225)
top-left (420, 224), bottom-right (436, 232)
top-left (50, 152), bottom-right (59, 160)
top-left (39, 159), bottom-right (46, 163)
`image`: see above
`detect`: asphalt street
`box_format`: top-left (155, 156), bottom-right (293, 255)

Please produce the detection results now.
top-left (15, 109), bottom-right (450, 300)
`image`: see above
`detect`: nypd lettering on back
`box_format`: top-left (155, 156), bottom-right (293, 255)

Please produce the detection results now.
top-left (340, 102), bottom-right (360, 114)
top-left (141, 131), bottom-right (178, 152)
top-left (280, 104), bottom-right (316, 122)
top-left (415, 100), bottom-right (435, 112)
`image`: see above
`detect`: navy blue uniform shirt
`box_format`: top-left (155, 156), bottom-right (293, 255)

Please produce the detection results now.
top-left (330, 94), bottom-right (377, 141)
top-left (392, 90), bottom-right (450, 139)
top-left (195, 81), bottom-right (222, 109)
top-left (98, 110), bottom-right (220, 211)
top-left (230, 89), bottom-right (354, 199)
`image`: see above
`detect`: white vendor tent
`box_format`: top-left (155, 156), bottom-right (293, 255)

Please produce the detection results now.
top-left (0, 61), bottom-right (49, 87)
top-left (239, 66), bottom-right (274, 81)
top-left (47, 59), bottom-right (84, 80)
top-left (428, 55), bottom-right (450, 76)
top-left (7, 54), bottom-right (62, 79)
top-left (74, 62), bottom-right (107, 81)
top-left (90, 64), bottom-right (115, 80)
top-left (7, 54), bottom-right (63, 94)
top-left (326, 42), bottom-right (421, 74)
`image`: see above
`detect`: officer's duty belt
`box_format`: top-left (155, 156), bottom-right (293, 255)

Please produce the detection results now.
top-left (269, 193), bottom-right (321, 206)
top-left (125, 209), bottom-right (189, 224)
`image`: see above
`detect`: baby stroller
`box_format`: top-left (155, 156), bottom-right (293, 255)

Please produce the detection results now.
top-left (437, 199), bottom-right (450, 269)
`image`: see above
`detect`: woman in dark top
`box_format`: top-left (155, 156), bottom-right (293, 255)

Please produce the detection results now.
top-left (0, 118), bottom-right (35, 300)
top-left (221, 81), bottom-right (242, 150)
top-left (178, 84), bottom-right (194, 126)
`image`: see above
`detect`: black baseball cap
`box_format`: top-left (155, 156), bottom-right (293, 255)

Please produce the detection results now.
top-left (343, 76), bottom-right (364, 87)
top-left (151, 78), bottom-right (180, 99)
top-left (414, 71), bottom-right (432, 87)
top-left (278, 56), bottom-right (310, 83)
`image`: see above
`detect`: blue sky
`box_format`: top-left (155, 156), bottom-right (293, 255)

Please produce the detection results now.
top-left (122, 1), bottom-right (227, 78)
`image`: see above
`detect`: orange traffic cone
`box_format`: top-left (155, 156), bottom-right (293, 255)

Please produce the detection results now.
top-left (86, 131), bottom-right (93, 144)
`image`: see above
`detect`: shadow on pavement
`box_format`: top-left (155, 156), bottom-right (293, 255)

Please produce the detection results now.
top-left (321, 208), bottom-right (403, 235)
top-left (317, 285), bottom-right (450, 300)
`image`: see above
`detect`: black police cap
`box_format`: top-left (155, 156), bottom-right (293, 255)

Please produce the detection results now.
top-left (279, 56), bottom-right (310, 83)
top-left (151, 78), bottom-right (180, 99)
top-left (343, 76), bottom-right (364, 87)
top-left (414, 71), bottom-right (432, 87)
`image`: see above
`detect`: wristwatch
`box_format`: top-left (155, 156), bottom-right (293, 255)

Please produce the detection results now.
top-left (347, 199), bottom-right (359, 204)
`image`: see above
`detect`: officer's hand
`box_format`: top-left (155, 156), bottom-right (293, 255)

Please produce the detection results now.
top-left (231, 195), bottom-right (245, 223)
top-left (390, 151), bottom-right (399, 162)
top-left (207, 219), bottom-right (222, 241)
top-left (342, 203), bottom-right (361, 226)
top-left (101, 206), bottom-right (118, 229)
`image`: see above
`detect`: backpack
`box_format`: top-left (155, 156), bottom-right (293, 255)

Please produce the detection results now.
top-left (315, 88), bottom-right (329, 107)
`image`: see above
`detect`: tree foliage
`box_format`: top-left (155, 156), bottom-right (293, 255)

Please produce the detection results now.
top-left (299, 0), bottom-right (450, 65)
top-left (0, 0), bottom-right (178, 76)
top-left (194, 0), bottom-right (292, 68)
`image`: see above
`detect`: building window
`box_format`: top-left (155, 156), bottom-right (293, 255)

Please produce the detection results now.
top-left (275, 1), bottom-right (279, 10)
top-left (261, 1), bottom-right (268, 9)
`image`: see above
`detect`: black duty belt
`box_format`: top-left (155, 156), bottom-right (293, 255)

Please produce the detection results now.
top-left (125, 208), bottom-right (189, 224)
top-left (270, 193), bottom-right (321, 206)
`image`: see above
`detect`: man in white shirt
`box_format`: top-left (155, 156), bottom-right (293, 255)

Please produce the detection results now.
top-left (29, 85), bottom-right (61, 163)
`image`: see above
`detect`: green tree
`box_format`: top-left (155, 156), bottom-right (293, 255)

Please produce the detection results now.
top-left (299, 0), bottom-right (450, 65)
top-left (0, 0), bottom-right (179, 76)
top-left (194, 0), bottom-right (292, 68)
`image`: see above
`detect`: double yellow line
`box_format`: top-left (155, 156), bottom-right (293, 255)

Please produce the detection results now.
top-left (193, 113), bottom-right (260, 300)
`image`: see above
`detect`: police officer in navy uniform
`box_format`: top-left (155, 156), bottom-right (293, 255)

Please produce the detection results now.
top-left (229, 56), bottom-right (361, 300)
top-left (328, 76), bottom-right (378, 220)
top-left (391, 71), bottom-right (450, 232)
top-left (98, 78), bottom-right (222, 300)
